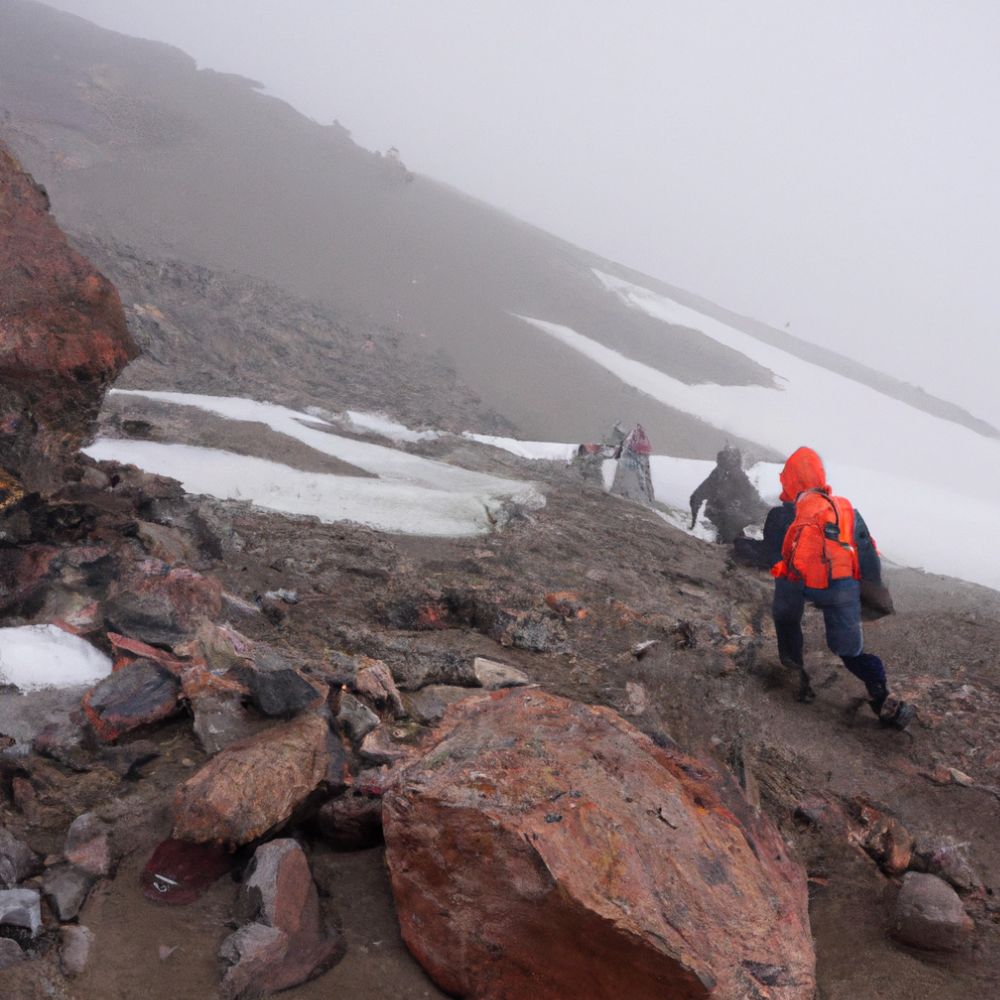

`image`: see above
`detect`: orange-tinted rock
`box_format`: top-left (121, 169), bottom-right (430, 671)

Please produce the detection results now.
top-left (544, 591), bottom-right (588, 619)
top-left (848, 799), bottom-right (913, 876)
top-left (172, 714), bottom-right (332, 846)
top-left (384, 688), bottom-right (815, 1000)
top-left (0, 143), bottom-right (136, 489)
top-left (82, 659), bottom-right (182, 743)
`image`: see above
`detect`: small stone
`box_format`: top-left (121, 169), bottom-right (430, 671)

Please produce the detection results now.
top-left (632, 640), bottom-right (659, 659)
top-left (0, 937), bottom-right (25, 970)
top-left (191, 691), bottom-right (263, 755)
top-left (159, 944), bottom-right (178, 961)
top-left (60, 924), bottom-right (95, 977)
top-left (358, 726), bottom-right (409, 767)
top-left (65, 813), bottom-right (112, 877)
top-left (623, 681), bottom-right (649, 717)
top-left (913, 837), bottom-right (981, 895)
top-left (336, 693), bottom-right (380, 744)
top-left (237, 665), bottom-right (321, 719)
top-left (948, 768), bottom-right (974, 787)
top-left (353, 660), bottom-right (404, 717)
top-left (0, 887), bottom-right (42, 938)
top-left (401, 685), bottom-right (478, 726)
top-left (181, 758), bottom-right (194, 768)
top-left (43, 864), bottom-right (96, 921)
top-left (0, 826), bottom-right (41, 888)
top-left (471, 657), bottom-right (529, 690)
top-left (892, 872), bottom-right (974, 952)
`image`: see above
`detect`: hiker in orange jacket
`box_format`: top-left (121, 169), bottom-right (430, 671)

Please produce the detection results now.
top-left (767, 447), bottom-right (914, 729)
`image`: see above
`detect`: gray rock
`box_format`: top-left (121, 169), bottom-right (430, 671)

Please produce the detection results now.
top-left (237, 665), bottom-right (321, 719)
top-left (913, 837), bottom-right (982, 894)
top-left (0, 887), bottom-right (42, 938)
top-left (0, 826), bottom-right (41, 888)
top-left (336, 693), bottom-right (379, 744)
top-left (0, 936), bottom-right (25, 970)
top-left (60, 924), bottom-right (95, 977)
top-left (43, 864), bottom-right (96, 921)
top-left (892, 872), bottom-right (973, 952)
top-left (402, 684), bottom-right (478, 725)
top-left (191, 692), bottom-right (263, 755)
top-left (65, 812), bottom-right (112, 877)
top-left (472, 657), bottom-right (530, 690)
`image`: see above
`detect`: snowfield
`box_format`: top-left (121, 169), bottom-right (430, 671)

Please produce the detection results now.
top-left (87, 391), bottom-right (543, 537)
top-left (0, 625), bottom-right (113, 692)
top-left (510, 273), bottom-right (1000, 591)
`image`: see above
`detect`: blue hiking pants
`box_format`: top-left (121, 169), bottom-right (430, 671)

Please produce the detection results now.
top-left (772, 577), bottom-right (886, 694)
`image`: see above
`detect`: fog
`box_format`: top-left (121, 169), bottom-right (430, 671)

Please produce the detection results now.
top-left (44, 0), bottom-right (1000, 425)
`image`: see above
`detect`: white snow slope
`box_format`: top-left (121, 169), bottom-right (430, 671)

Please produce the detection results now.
top-left (514, 271), bottom-right (1000, 591)
top-left (85, 391), bottom-right (542, 537)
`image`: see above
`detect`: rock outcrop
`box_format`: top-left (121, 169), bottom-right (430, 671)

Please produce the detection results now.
top-left (0, 142), bottom-right (136, 489)
top-left (383, 688), bottom-right (815, 1000)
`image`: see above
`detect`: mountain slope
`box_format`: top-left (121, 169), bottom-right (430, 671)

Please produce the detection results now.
top-left (0, 0), bottom-right (993, 458)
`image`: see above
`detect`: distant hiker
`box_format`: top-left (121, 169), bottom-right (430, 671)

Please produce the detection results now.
top-left (741, 446), bottom-right (913, 729)
top-left (689, 445), bottom-right (768, 543)
top-left (610, 424), bottom-right (655, 506)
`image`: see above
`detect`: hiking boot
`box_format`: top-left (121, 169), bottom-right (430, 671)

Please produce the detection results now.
top-left (797, 668), bottom-right (816, 703)
top-left (780, 655), bottom-right (804, 672)
top-left (877, 696), bottom-right (916, 730)
top-left (867, 681), bottom-right (889, 717)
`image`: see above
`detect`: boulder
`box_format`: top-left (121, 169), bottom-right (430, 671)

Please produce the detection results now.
top-left (892, 872), bottom-right (974, 952)
top-left (0, 143), bottom-right (136, 490)
top-left (82, 658), bottom-right (182, 742)
top-left (848, 799), bottom-right (913, 876)
top-left (219, 839), bottom-right (342, 999)
top-left (172, 713), bottom-right (332, 846)
top-left (104, 564), bottom-right (222, 646)
top-left (384, 688), bottom-right (815, 1000)
top-left (191, 691), bottom-right (265, 755)
top-left (140, 838), bottom-right (235, 905)
top-left (0, 826), bottom-right (41, 887)
top-left (353, 659), bottom-right (404, 716)
top-left (235, 663), bottom-right (322, 719)
top-left (60, 924), bottom-right (95, 977)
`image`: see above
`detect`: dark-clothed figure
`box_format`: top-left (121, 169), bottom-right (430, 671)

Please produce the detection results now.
top-left (689, 446), bottom-right (768, 543)
top-left (737, 446), bottom-right (913, 729)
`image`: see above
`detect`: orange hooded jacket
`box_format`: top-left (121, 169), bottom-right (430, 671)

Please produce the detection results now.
top-left (771, 447), bottom-right (860, 589)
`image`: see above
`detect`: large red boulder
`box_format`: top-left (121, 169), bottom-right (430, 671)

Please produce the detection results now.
top-left (383, 688), bottom-right (815, 1000)
top-left (0, 143), bottom-right (136, 489)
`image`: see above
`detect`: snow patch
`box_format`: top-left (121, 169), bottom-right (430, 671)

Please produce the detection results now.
top-left (0, 625), bottom-right (113, 692)
top-left (462, 433), bottom-right (578, 462)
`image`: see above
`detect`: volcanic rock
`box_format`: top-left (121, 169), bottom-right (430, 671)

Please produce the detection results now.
top-left (191, 691), bottom-right (264, 755)
top-left (140, 838), bottom-right (235, 905)
top-left (352, 659), bottom-right (404, 716)
top-left (172, 713), bottom-right (332, 846)
top-left (336, 693), bottom-right (379, 745)
top-left (82, 659), bottom-right (182, 742)
top-left (848, 799), bottom-right (913, 876)
top-left (383, 688), bottom-right (815, 1000)
top-left (0, 826), bottom-right (41, 887)
top-left (892, 872), bottom-right (974, 952)
top-left (0, 937), bottom-right (25, 969)
top-left (220, 838), bottom-right (342, 999)
top-left (0, 143), bottom-right (136, 490)
top-left (235, 663), bottom-right (322, 719)
top-left (104, 564), bottom-right (223, 647)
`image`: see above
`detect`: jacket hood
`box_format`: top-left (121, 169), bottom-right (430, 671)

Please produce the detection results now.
top-left (779, 446), bottom-right (830, 502)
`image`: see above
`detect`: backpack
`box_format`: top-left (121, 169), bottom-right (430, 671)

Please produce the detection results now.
top-left (772, 489), bottom-right (860, 589)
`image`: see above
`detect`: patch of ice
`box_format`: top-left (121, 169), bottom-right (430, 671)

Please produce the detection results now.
top-left (341, 410), bottom-right (442, 443)
top-left (84, 438), bottom-right (540, 538)
top-left (0, 625), bottom-right (112, 692)
top-left (462, 433), bottom-right (578, 462)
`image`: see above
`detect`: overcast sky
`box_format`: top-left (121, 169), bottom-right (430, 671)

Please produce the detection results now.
top-left (45, 0), bottom-right (1000, 425)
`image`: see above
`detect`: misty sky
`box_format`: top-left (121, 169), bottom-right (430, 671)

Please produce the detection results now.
top-left (44, 0), bottom-right (1000, 425)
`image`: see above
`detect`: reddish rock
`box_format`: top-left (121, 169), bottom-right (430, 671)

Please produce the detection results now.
top-left (82, 658), bottom-right (182, 742)
top-left (384, 688), bottom-right (815, 1000)
top-left (140, 838), bottom-right (235, 905)
top-left (172, 714), bottom-right (332, 846)
top-left (847, 799), bottom-right (913, 876)
top-left (353, 659), bottom-right (404, 716)
top-left (220, 839), bottom-right (342, 999)
top-left (105, 563), bottom-right (223, 647)
top-left (544, 591), bottom-right (589, 619)
top-left (0, 143), bottom-right (136, 489)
